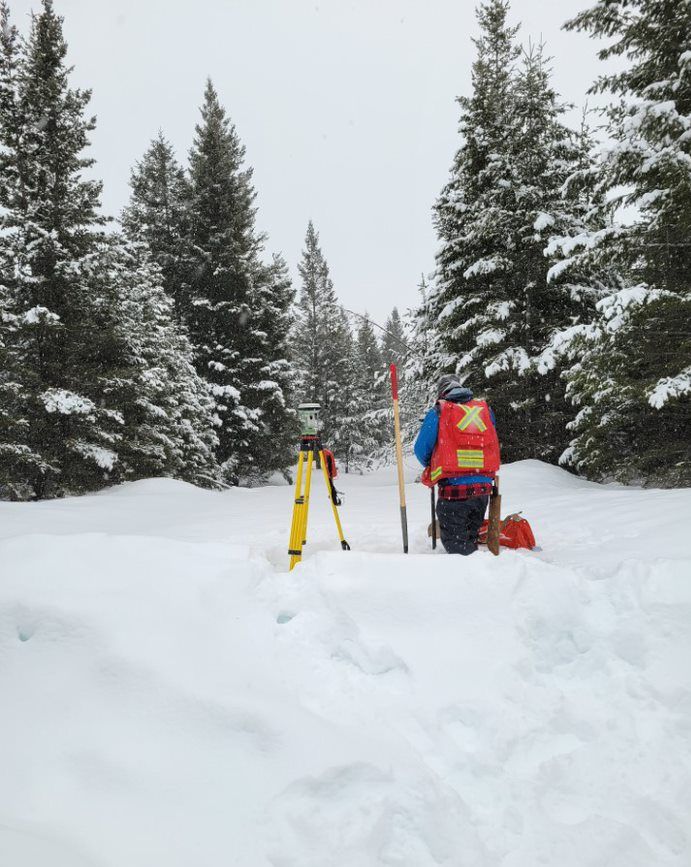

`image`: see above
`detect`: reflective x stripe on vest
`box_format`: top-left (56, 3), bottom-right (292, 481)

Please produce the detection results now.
top-left (431, 466), bottom-right (443, 482)
top-left (456, 404), bottom-right (487, 433)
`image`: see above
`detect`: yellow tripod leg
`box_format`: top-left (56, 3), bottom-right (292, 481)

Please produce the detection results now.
top-left (289, 451), bottom-right (314, 570)
top-left (288, 452), bottom-right (306, 570)
top-left (319, 450), bottom-right (350, 551)
top-left (299, 452), bottom-right (314, 549)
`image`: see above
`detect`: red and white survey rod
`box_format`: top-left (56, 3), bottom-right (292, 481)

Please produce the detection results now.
top-left (390, 364), bottom-right (409, 553)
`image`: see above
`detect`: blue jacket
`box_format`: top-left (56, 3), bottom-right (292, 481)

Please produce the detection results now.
top-left (414, 388), bottom-right (497, 486)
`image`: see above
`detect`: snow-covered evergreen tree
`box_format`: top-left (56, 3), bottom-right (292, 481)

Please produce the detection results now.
top-left (556, 0), bottom-right (691, 486)
top-left (406, 276), bottom-right (435, 383)
top-left (0, 1), bottom-right (19, 204)
top-left (379, 306), bottom-right (412, 458)
top-left (186, 80), bottom-right (293, 482)
top-left (429, 0), bottom-right (523, 454)
top-left (0, 3), bottom-right (40, 497)
top-left (292, 221), bottom-right (352, 450)
top-left (350, 314), bottom-right (389, 467)
top-left (327, 307), bottom-right (360, 472)
top-left (121, 132), bottom-right (194, 319)
top-left (381, 306), bottom-right (407, 370)
top-left (507, 43), bottom-right (601, 461)
top-left (0, 1), bottom-right (225, 498)
top-left (93, 238), bottom-right (221, 487)
top-left (404, 275), bottom-right (439, 442)
top-left (247, 253), bottom-right (297, 479)
top-left (426, 0), bottom-right (599, 462)
top-left (356, 314), bottom-right (384, 389)
top-left (0, 282), bottom-right (41, 499)
top-left (0, 0), bottom-right (124, 498)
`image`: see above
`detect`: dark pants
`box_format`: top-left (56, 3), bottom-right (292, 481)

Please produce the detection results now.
top-left (436, 495), bottom-right (489, 555)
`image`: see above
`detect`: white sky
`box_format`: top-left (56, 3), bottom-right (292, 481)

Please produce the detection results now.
top-left (9, 0), bottom-right (606, 325)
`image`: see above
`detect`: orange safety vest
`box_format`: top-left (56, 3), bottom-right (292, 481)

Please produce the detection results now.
top-left (422, 399), bottom-right (500, 488)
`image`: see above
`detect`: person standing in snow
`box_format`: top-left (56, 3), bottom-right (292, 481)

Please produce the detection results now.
top-left (415, 375), bottom-right (500, 555)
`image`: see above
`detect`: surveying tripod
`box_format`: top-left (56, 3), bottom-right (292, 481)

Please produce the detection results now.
top-left (288, 432), bottom-right (350, 571)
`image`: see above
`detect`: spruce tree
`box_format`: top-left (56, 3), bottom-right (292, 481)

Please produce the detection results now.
top-left (0, 1), bottom-right (223, 498)
top-left (121, 132), bottom-right (194, 319)
top-left (405, 275), bottom-right (443, 446)
top-left (293, 220), bottom-right (333, 404)
top-left (430, 0), bottom-right (523, 455)
top-left (380, 306), bottom-right (415, 456)
top-left (350, 315), bottom-right (388, 467)
top-left (248, 253), bottom-right (297, 479)
top-left (0, 0), bottom-right (123, 498)
top-left (0, 1), bottom-right (19, 204)
top-left (0, 2), bottom-right (39, 497)
top-left (381, 307), bottom-right (407, 369)
top-left (506, 43), bottom-right (599, 461)
top-left (428, 0), bottom-right (597, 463)
top-left (0, 281), bottom-right (41, 499)
top-left (93, 238), bottom-right (221, 487)
top-left (406, 275), bottom-right (437, 393)
top-left (326, 306), bottom-right (360, 471)
top-left (293, 221), bottom-right (352, 449)
top-left (558, 0), bottom-right (691, 485)
top-left (186, 80), bottom-right (292, 482)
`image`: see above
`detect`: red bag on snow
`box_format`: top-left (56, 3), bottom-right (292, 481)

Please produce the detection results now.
top-left (478, 513), bottom-right (536, 550)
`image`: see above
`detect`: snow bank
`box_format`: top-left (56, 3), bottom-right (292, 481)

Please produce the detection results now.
top-left (1, 460), bottom-right (690, 866)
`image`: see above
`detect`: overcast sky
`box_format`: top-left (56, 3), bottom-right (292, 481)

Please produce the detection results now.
top-left (10, 0), bottom-right (606, 325)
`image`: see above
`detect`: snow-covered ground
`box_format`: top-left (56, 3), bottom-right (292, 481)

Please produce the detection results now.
top-left (1, 459), bottom-right (690, 867)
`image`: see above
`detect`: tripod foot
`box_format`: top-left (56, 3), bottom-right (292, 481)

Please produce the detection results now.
top-left (341, 540), bottom-right (351, 551)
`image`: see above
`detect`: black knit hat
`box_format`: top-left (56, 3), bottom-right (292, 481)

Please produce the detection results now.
top-left (436, 374), bottom-right (463, 398)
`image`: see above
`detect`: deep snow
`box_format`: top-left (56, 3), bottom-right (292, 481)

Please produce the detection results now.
top-left (1, 459), bottom-right (690, 866)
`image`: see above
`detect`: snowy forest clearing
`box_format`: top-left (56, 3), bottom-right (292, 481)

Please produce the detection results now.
top-left (1, 461), bottom-right (690, 867)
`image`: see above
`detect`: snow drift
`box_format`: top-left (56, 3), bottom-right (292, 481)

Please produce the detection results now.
top-left (1, 460), bottom-right (690, 866)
